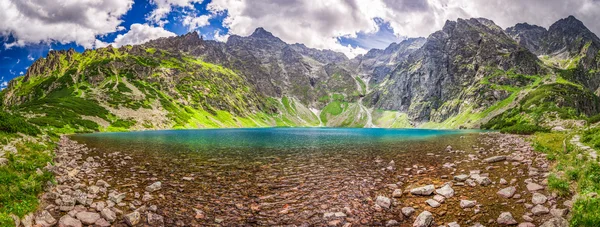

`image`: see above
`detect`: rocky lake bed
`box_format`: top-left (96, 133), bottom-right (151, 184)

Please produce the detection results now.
top-left (18, 131), bottom-right (571, 227)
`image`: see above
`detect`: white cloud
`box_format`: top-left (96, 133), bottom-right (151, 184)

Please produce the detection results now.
top-left (380, 0), bottom-right (600, 38)
top-left (208, 0), bottom-right (600, 58)
top-left (148, 0), bottom-right (204, 24)
top-left (213, 30), bottom-right (230, 42)
top-left (94, 39), bottom-right (110, 49)
top-left (110, 23), bottom-right (177, 47)
top-left (0, 0), bottom-right (133, 48)
top-left (208, 0), bottom-right (377, 58)
top-left (183, 14), bottom-right (211, 31)
top-left (0, 81), bottom-right (7, 90)
top-left (27, 55), bottom-right (34, 61)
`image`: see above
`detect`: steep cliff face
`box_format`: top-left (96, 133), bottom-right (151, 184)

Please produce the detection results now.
top-left (366, 18), bottom-right (543, 126)
top-left (348, 38), bottom-right (426, 86)
top-left (505, 23), bottom-right (548, 55)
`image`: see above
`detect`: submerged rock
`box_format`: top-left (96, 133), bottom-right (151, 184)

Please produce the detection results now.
top-left (410, 185), bottom-right (435, 196)
top-left (392, 189), bottom-right (403, 198)
top-left (425, 199), bottom-right (441, 208)
top-left (497, 186), bottom-right (517, 198)
top-left (497, 212), bottom-right (517, 225)
top-left (124, 211), bottom-right (141, 226)
top-left (402, 207), bottom-right (415, 217)
top-left (376, 196), bottom-right (391, 209)
top-left (460, 200), bottom-right (477, 208)
top-left (146, 181), bottom-right (162, 192)
top-left (435, 184), bottom-right (455, 198)
top-left (484, 156), bottom-right (506, 163)
top-left (413, 211), bottom-right (433, 227)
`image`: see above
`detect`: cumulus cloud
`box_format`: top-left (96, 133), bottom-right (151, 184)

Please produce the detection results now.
top-left (148, 0), bottom-right (204, 24)
top-left (1, 76), bottom-right (7, 90)
top-left (183, 14), bottom-right (211, 31)
top-left (213, 30), bottom-right (230, 42)
top-left (207, 0), bottom-right (600, 58)
top-left (207, 0), bottom-right (378, 58)
top-left (110, 24), bottom-right (177, 47)
top-left (0, 0), bottom-right (133, 48)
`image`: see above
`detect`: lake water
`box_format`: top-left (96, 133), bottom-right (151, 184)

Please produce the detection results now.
top-left (70, 128), bottom-right (491, 225)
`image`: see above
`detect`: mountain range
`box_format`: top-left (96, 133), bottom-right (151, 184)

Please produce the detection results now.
top-left (1, 15), bottom-right (599, 132)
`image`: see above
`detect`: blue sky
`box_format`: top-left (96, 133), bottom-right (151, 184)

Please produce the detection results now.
top-left (2, 0), bottom-right (599, 89)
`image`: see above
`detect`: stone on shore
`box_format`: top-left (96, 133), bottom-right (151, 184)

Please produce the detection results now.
top-left (413, 211), bottom-right (433, 227)
top-left (145, 181), bottom-right (162, 192)
top-left (108, 193), bottom-right (126, 203)
top-left (94, 218), bottom-right (111, 227)
top-left (35, 210), bottom-right (57, 227)
top-left (100, 208), bottom-right (116, 223)
top-left (484, 156), bottom-right (506, 163)
top-left (410, 185), bottom-right (435, 196)
top-left (532, 205), bottom-right (550, 215)
top-left (532, 193), bottom-right (547, 205)
top-left (497, 212), bottom-right (517, 225)
top-left (376, 196), bottom-right (391, 209)
top-left (526, 183), bottom-right (544, 192)
top-left (539, 217), bottom-right (568, 227)
top-left (518, 223), bottom-right (535, 227)
top-left (550, 208), bottom-right (568, 218)
top-left (75, 211), bottom-right (100, 225)
top-left (147, 212), bottom-right (165, 226)
top-left (59, 215), bottom-right (82, 227)
top-left (435, 184), bottom-right (455, 198)
top-left (497, 186), bottom-right (517, 198)
top-left (124, 211), bottom-right (141, 226)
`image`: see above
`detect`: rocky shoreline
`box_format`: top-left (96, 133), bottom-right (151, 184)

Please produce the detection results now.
top-left (14, 133), bottom-right (571, 226)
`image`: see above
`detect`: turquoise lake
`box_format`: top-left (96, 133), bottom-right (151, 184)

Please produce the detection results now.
top-left (70, 128), bottom-right (484, 225)
top-left (71, 127), bottom-right (472, 150)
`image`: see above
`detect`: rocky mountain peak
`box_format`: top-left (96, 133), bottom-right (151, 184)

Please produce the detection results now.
top-left (551, 15), bottom-right (587, 31)
top-left (505, 23), bottom-right (548, 55)
top-left (546, 15), bottom-right (600, 56)
top-left (250, 27), bottom-right (277, 39)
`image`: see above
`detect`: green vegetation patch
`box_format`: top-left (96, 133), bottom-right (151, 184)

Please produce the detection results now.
top-left (0, 140), bottom-right (54, 225)
top-left (0, 111), bottom-right (40, 136)
top-left (582, 128), bottom-right (600, 150)
top-left (483, 82), bottom-right (598, 133)
top-left (533, 132), bottom-right (600, 226)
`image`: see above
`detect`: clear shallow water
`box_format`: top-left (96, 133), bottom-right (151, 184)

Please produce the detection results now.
top-left (70, 128), bottom-right (485, 225)
top-left (72, 127), bottom-right (473, 150)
